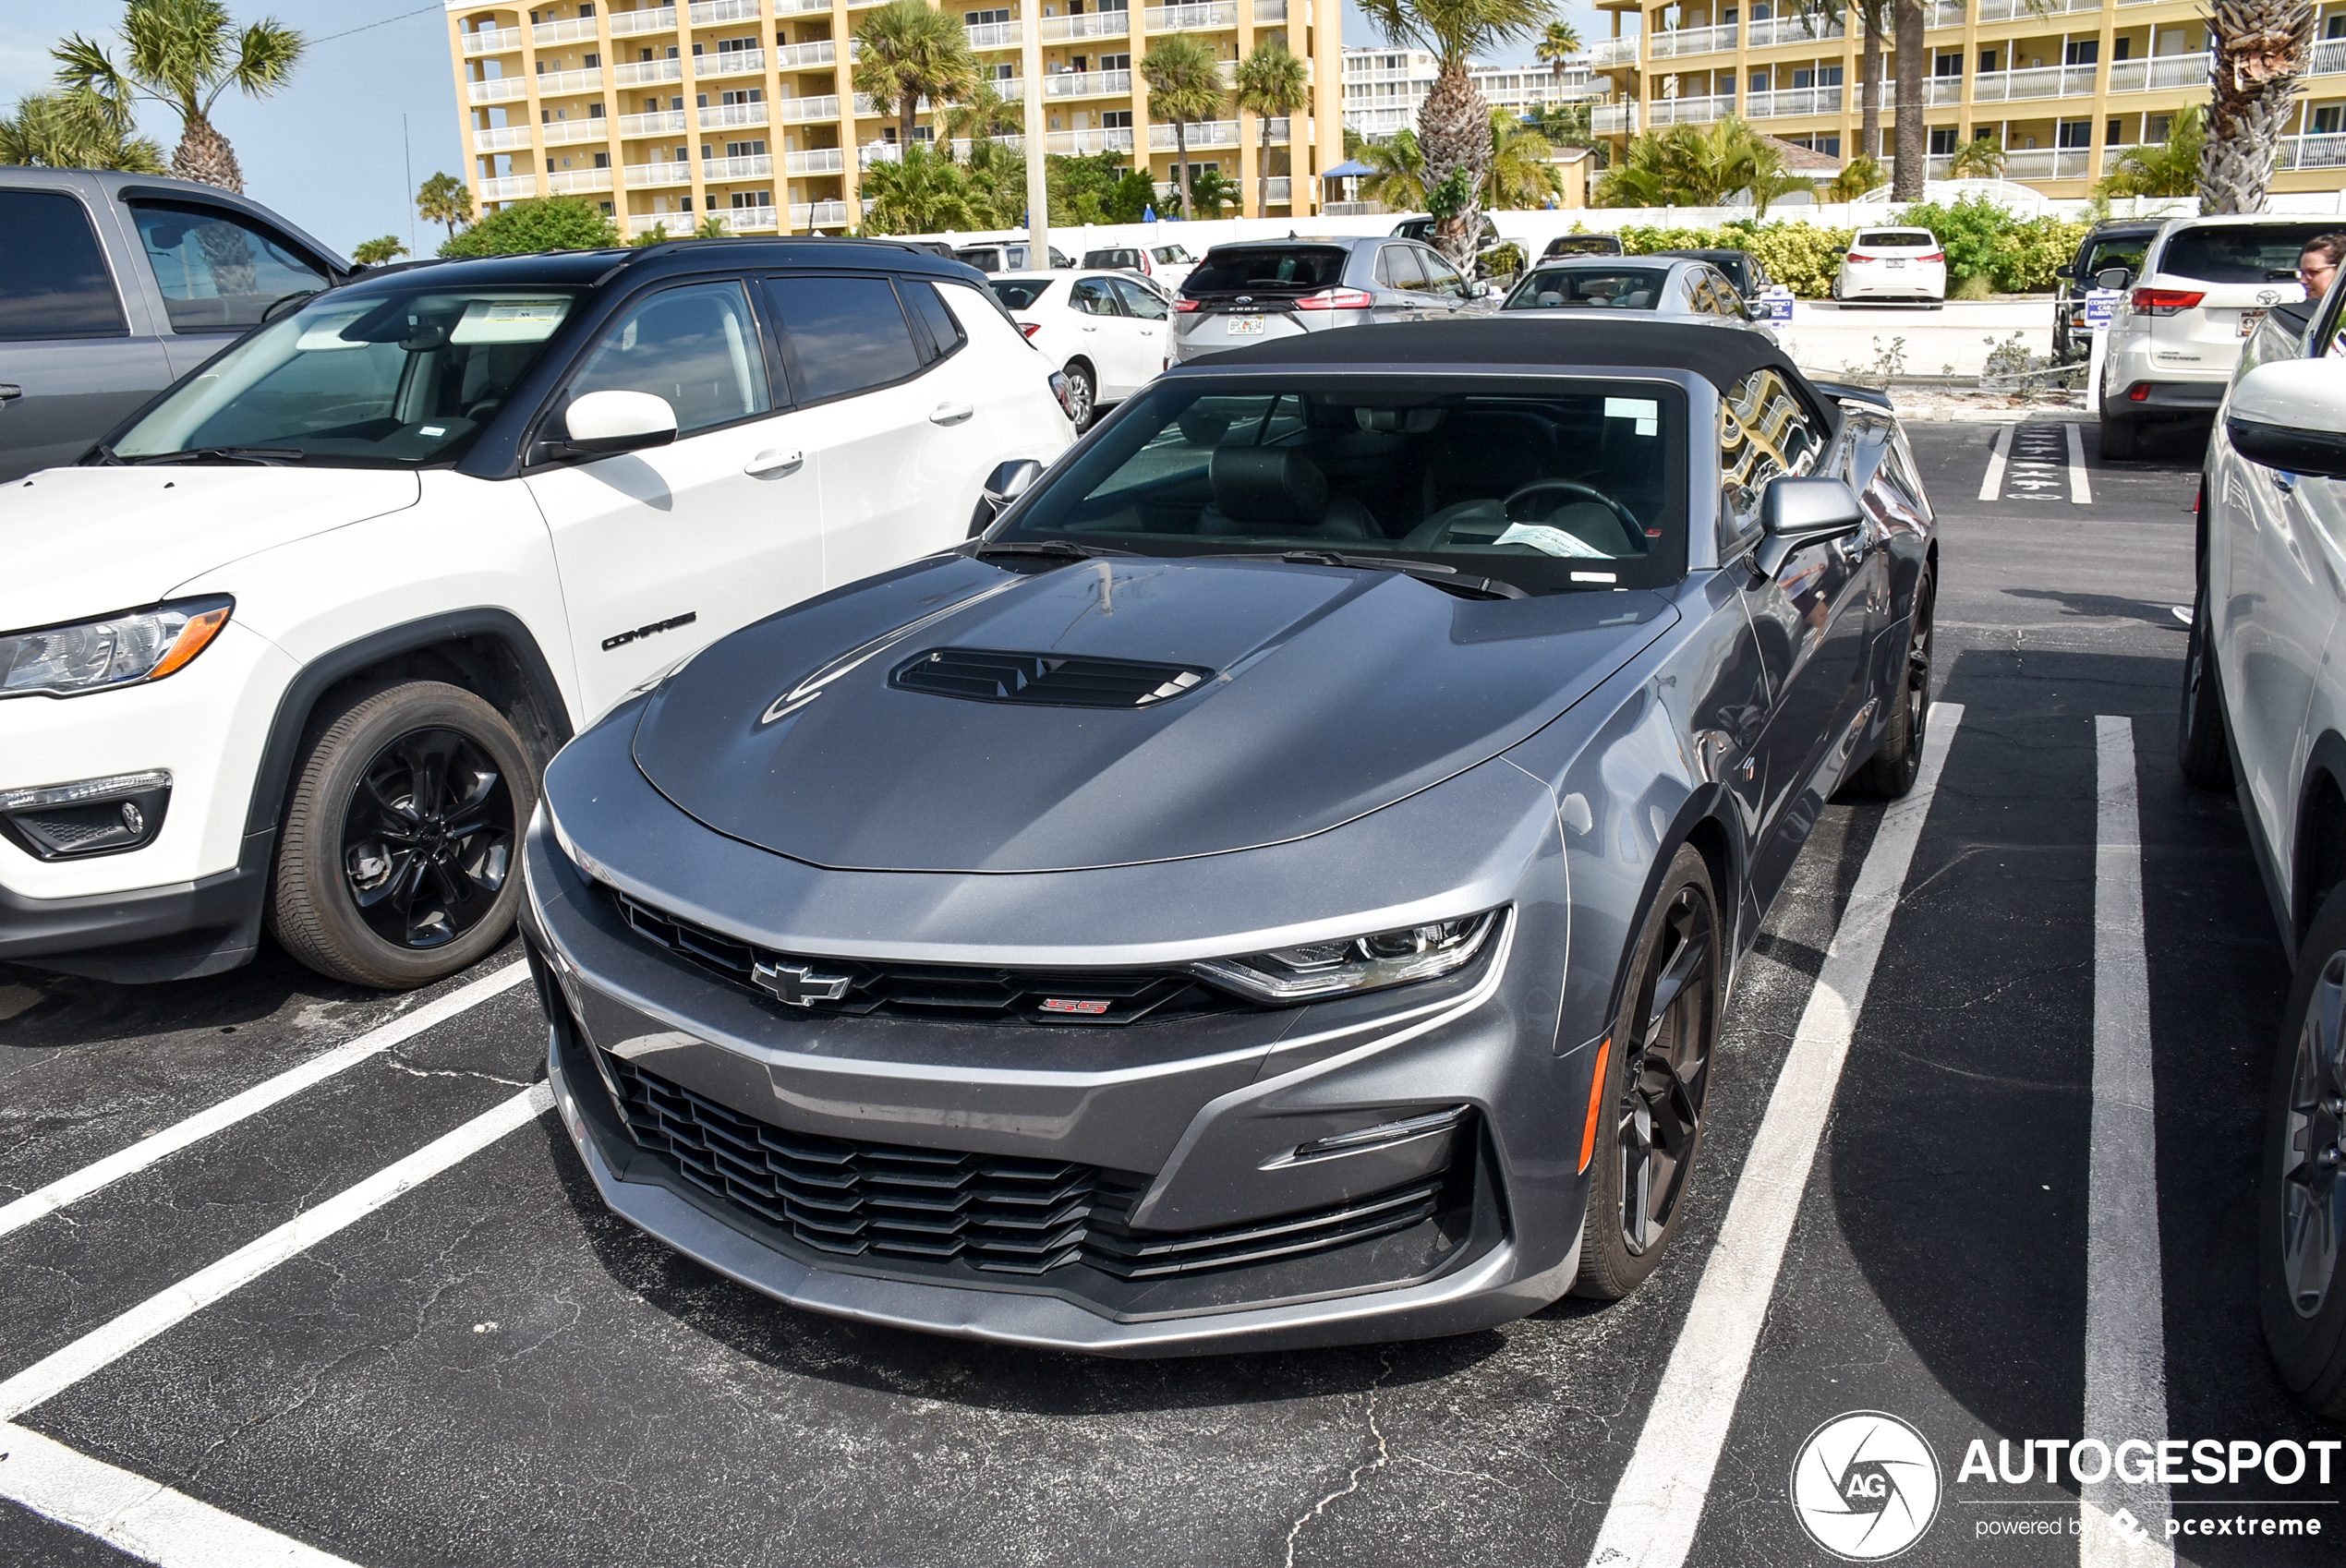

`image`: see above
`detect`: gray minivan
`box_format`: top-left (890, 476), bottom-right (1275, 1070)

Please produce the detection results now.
top-left (1169, 235), bottom-right (1487, 362)
top-left (0, 168), bottom-right (351, 481)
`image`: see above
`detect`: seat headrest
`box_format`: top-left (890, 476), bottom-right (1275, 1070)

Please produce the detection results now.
top-left (1210, 447), bottom-right (1328, 528)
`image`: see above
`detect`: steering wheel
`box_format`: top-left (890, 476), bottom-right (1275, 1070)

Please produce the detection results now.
top-left (1499, 479), bottom-right (1649, 549)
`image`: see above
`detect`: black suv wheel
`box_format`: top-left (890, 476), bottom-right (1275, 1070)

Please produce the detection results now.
top-left (2263, 887), bottom-right (2346, 1418)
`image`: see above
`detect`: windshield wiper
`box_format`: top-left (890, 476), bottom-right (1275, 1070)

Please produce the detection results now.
top-left (126, 447), bottom-right (308, 465)
top-left (971, 537), bottom-right (1137, 561)
top-left (1204, 549), bottom-right (1528, 600)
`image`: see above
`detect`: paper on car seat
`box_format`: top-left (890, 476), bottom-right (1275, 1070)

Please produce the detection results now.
top-left (1493, 523), bottom-right (1611, 558)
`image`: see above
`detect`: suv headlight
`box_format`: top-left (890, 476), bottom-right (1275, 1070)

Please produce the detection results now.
top-left (0, 597), bottom-right (234, 699)
top-left (1191, 910), bottom-right (1504, 1003)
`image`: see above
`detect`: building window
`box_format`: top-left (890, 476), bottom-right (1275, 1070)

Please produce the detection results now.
top-left (1934, 50), bottom-right (1961, 77)
top-left (2064, 40), bottom-right (2097, 66)
top-left (966, 7), bottom-right (1010, 20)
top-left (1103, 110), bottom-right (1132, 127)
top-left (731, 190), bottom-right (774, 209)
top-left (2329, 14), bottom-right (2346, 38)
top-left (1815, 134), bottom-right (1839, 155)
top-left (2106, 116), bottom-right (2125, 143)
top-left (1929, 126), bottom-right (1958, 154)
top-left (583, 52), bottom-right (599, 67)
top-left (1749, 69), bottom-right (1768, 92)
top-left (593, 151), bottom-right (611, 167)
top-left (588, 102), bottom-right (605, 116)
top-left (2316, 104), bottom-right (2345, 133)
top-left (988, 62), bottom-right (1014, 78)
top-left (1979, 47), bottom-right (1999, 72)
top-left (727, 139), bottom-right (767, 157)
top-left (2058, 118), bottom-right (2091, 147)
top-left (1101, 52), bottom-right (1129, 69)
top-left (2114, 35), bottom-right (2133, 60)
top-left (2147, 113), bottom-right (2172, 140)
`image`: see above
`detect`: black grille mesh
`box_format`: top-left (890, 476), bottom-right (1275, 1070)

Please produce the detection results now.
top-left (611, 889), bottom-right (1236, 1026)
top-left (607, 1055), bottom-right (1448, 1280)
top-left (890, 647), bottom-right (1214, 707)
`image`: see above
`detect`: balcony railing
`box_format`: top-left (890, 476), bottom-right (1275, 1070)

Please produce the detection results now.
top-left (1745, 13), bottom-right (1844, 47)
top-left (1150, 117), bottom-right (1244, 149)
top-left (942, 134), bottom-right (1025, 157)
top-left (1044, 67), bottom-right (1131, 99)
top-left (615, 58), bottom-right (683, 86)
top-left (718, 205), bottom-right (780, 232)
top-left (1324, 200), bottom-right (1385, 216)
top-left (1263, 175), bottom-right (1292, 201)
top-left (547, 167), bottom-right (616, 194)
top-left (549, 116), bottom-right (613, 144)
top-left (1926, 0), bottom-right (1965, 26)
top-left (1649, 22), bottom-right (1735, 58)
top-left (786, 147), bottom-right (846, 174)
top-left (1252, 0), bottom-right (1288, 21)
top-left (535, 66), bottom-right (606, 96)
top-left (1649, 92), bottom-right (1735, 124)
top-left (780, 93), bottom-right (843, 121)
top-left (703, 153), bottom-right (775, 180)
top-left (610, 7), bottom-right (678, 37)
top-left (1746, 84), bottom-right (1842, 116)
top-left (769, 40), bottom-right (835, 69)
top-left (689, 0), bottom-right (764, 22)
top-left (1971, 62), bottom-right (2097, 101)
top-left (2314, 39), bottom-right (2346, 74)
top-left (1046, 126), bottom-right (1138, 153)
top-left (624, 161), bottom-right (695, 187)
top-left (479, 175), bottom-right (538, 200)
top-left (1144, 3), bottom-right (1238, 30)
top-left (467, 78), bottom-right (528, 103)
top-left (1590, 102), bottom-right (1639, 133)
top-left (618, 109), bottom-right (688, 135)
top-left (699, 102), bottom-right (769, 128)
top-left (1999, 147), bottom-right (2093, 179)
top-left (1973, 0), bottom-right (2100, 18)
top-left (2106, 53), bottom-right (2211, 91)
top-left (1043, 11), bottom-right (1132, 40)
top-left (2276, 132), bottom-right (2346, 169)
top-left (1591, 36), bottom-right (1638, 67)
top-left (534, 17), bottom-right (599, 44)
top-left (696, 49), bottom-right (765, 79)
top-left (775, 0), bottom-right (830, 10)
top-left (792, 199), bottom-right (850, 224)
top-left (462, 26), bottom-right (522, 54)
top-left (473, 124), bottom-right (536, 151)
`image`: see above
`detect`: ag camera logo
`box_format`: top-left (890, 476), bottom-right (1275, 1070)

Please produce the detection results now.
top-left (1791, 1411), bottom-right (1943, 1560)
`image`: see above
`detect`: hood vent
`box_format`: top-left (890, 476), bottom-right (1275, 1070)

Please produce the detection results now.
top-left (890, 647), bottom-right (1215, 708)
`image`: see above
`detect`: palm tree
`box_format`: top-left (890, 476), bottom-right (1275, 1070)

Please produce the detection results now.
top-left (1235, 39), bottom-right (1309, 214)
top-left (0, 90), bottom-right (166, 171)
top-left (1947, 134), bottom-right (2006, 178)
top-left (1854, 0), bottom-right (1888, 162)
top-left (350, 235), bottom-right (406, 266)
top-left (1891, 0), bottom-right (1925, 199)
top-left (1825, 152), bottom-right (1886, 201)
top-left (1140, 35), bottom-right (1225, 220)
top-left (939, 77), bottom-right (1020, 159)
top-left (853, 0), bottom-right (980, 154)
top-left (1534, 18), bottom-right (1581, 78)
top-left (2203, 0), bottom-right (2316, 212)
top-left (54, 0), bottom-right (301, 194)
top-left (1359, 127), bottom-right (1430, 210)
top-left (2102, 104), bottom-right (2206, 198)
top-left (1359, 0), bottom-right (1557, 273)
top-left (862, 142), bottom-right (996, 232)
top-left (417, 172), bottom-right (473, 241)
top-left (1594, 116), bottom-right (1808, 211)
top-left (1483, 108), bottom-right (1563, 208)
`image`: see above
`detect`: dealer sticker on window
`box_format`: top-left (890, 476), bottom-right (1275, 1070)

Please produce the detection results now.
top-left (1603, 396), bottom-right (1659, 436)
top-left (453, 298), bottom-right (574, 344)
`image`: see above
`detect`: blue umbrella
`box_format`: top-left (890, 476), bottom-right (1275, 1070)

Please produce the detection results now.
top-left (1323, 159), bottom-right (1377, 178)
top-left (1143, 205), bottom-right (1158, 223)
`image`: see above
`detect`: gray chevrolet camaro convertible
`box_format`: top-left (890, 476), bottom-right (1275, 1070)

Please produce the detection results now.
top-left (521, 320), bottom-right (1938, 1356)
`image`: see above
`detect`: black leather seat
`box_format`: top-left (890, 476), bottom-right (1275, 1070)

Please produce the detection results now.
top-left (1196, 447), bottom-right (1376, 539)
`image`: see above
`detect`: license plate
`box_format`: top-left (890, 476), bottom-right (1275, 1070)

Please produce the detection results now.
top-left (1228, 315), bottom-right (1265, 335)
top-left (1884, 259), bottom-right (1907, 270)
top-left (2239, 309), bottom-right (2267, 338)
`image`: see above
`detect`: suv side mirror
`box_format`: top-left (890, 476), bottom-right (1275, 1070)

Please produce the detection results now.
top-left (2230, 360), bottom-right (2346, 479)
top-left (2095, 266), bottom-right (2132, 291)
top-left (554, 390), bottom-right (677, 459)
top-left (1745, 298), bottom-right (1773, 320)
top-left (1753, 476), bottom-right (1865, 576)
top-left (968, 457), bottom-right (1045, 536)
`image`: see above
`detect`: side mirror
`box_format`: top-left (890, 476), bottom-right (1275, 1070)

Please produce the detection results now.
top-left (1832, 246), bottom-right (1849, 256)
top-left (1753, 476), bottom-right (1865, 576)
top-left (559, 389), bottom-right (677, 457)
top-left (1746, 298), bottom-right (1773, 320)
top-left (2229, 360), bottom-right (2346, 479)
top-left (968, 457), bottom-right (1045, 537)
top-left (2096, 266), bottom-right (2132, 292)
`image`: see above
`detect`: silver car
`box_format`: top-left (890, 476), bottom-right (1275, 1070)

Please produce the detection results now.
top-left (1170, 235), bottom-right (1484, 362)
top-left (1502, 256), bottom-right (1777, 342)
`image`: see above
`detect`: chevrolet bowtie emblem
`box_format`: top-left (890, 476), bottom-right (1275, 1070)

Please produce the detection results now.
top-left (752, 959), bottom-right (853, 1007)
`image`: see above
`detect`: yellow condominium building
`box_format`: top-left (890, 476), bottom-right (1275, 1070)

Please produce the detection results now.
top-left (443, 0), bottom-right (1343, 238)
top-left (1588, 0), bottom-right (2346, 196)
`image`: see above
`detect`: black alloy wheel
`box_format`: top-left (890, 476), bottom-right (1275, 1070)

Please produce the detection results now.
top-left (2263, 889), bottom-right (2346, 1419)
top-left (1850, 571), bottom-right (1934, 799)
top-left (1575, 844), bottom-right (1724, 1299)
top-left (341, 728), bottom-right (515, 949)
top-left (2178, 565), bottom-right (2233, 789)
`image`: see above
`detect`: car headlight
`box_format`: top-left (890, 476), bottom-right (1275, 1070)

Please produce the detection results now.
top-left (1191, 910), bottom-right (1505, 1003)
top-left (0, 597), bottom-right (234, 699)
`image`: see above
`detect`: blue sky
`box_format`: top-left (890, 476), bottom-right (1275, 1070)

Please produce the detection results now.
top-left (1, 2), bottom-right (1597, 257)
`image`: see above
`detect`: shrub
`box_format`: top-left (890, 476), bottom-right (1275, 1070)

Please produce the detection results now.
top-left (438, 196), bottom-right (617, 257)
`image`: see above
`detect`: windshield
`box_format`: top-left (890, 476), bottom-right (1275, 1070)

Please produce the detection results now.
top-left (2161, 223), bottom-right (2340, 284)
top-left (990, 279), bottom-right (1052, 310)
top-left (988, 377), bottom-right (1686, 595)
top-left (107, 285), bottom-right (577, 466)
top-left (1184, 247), bottom-right (1349, 295)
top-left (1505, 267), bottom-right (1670, 310)
top-left (1544, 235), bottom-right (1622, 258)
top-left (2083, 234), bottom-right (2151, 278)
top-left (1856, 231), bottom-right (1936, 249)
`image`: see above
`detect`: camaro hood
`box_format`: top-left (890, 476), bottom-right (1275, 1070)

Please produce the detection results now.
top-left (0, 467), bottom-right (420, 631)
top-left (632, 554), bottom-right (1676, 874)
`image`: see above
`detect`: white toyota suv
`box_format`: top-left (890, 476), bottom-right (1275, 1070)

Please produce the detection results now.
top-left (2097, 214), bottom-right (2340, 458)
top-left (0, 240), bottom-right (1073, 989)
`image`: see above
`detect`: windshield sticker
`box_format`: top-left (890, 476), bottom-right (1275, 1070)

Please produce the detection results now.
top-left (1495, 523), bottom-right (1612, 559)
top-left (1572, 571), bottom-right (1619, 584)
top-left (452, 298), bottom-right (572, 344)
top-left (1603, 396), bottom-right (1660, 436)
top-left (294, 310), bottom-right (373, 351)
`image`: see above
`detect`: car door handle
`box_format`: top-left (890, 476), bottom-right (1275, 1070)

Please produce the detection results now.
top-left (930, 402), bottom-right (974, 426)
top-left (0, 384), bottom-right (19, 403)
top-left (2275, 471), bottom-right (2299, 494)
top-left (744, 448), bottom-right (803, 477)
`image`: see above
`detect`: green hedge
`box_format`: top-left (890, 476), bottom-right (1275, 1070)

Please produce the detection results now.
top-left (1606, 198), bottom-right (2092, 297)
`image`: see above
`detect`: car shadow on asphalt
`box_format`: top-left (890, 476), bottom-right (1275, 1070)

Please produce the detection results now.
top-left (2001, 587), bottom-right (2192, 631)
top-left (0, 939), bottom-right (396, 1051)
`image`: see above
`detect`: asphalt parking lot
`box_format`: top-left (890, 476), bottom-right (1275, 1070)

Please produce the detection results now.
top-left (4, 413), bottom-right (2341, 1567)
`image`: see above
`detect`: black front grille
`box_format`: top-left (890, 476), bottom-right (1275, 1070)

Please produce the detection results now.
top-left (611, 888), bottom-right (1240, 1026)
top-left (607, 1054), bottom-right (1448, 1281)
top-left (890, 646), bottom-right (1215, 707)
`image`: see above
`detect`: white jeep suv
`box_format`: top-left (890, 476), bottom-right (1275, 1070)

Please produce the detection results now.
top-left (0, 241), bottom-right (1072, 988)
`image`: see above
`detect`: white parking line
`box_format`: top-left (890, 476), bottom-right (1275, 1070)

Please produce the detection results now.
top-left (0, 1082), bottom-right (551, 1424)
top-left (2081, 718), bottom-right (2173, 1566)
top-left (0, 1420), bottom-right (360, 1567)
top-left (0, 960), bottom-right (527, 1242)
top-left (1979, 424), bottom-right (2013, 501)
top-left (1584, 702), bottom-right (1965, 1568)
top-left (2067, 422), bottom-right (2094, 506)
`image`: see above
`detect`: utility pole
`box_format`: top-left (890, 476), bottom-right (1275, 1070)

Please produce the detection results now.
top-left (1022, 17), bottom-right (1048, 263)
top-left (404, 114), bottom-right (417, 257)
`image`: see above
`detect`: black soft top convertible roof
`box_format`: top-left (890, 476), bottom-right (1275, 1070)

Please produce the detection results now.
top-left (1184, 317), bottom-right (1820, 402)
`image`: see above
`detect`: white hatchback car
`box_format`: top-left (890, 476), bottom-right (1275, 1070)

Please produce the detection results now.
top-left (0, 242), bottom-right (1073, 990)
top-left (988, 270), bottom-right (1169, 428)
top-left (1831, 228), bottom-right (1947, 307)
top-left (2097, 215), bottom-right (2340, 458)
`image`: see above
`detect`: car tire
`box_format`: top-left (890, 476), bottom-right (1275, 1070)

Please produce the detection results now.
top-left (1572, 843), bottom-right (1724, 1301)
top-left (2261, 885), bottom-right (2346, 1420)
top-left (267, 680), bottom-right (536, 990)
top-left (2100, 416), bottom-right (2139, 460)
top-left (1062, 359), bottom-right (1097, 431)
top-left (1849, 570), bottom-right (1935, 799)
top-left (2178, 573), bottom-right (2233, 790)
